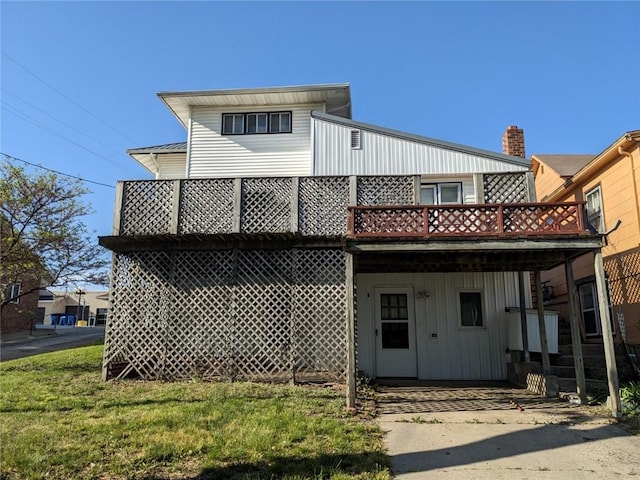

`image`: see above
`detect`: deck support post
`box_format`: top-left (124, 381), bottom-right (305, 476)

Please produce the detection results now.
top-left (518, 272), bottom-right (530, 362)
top-left (534, 271), bottom-right (551, 374)
top-left (594, 250), bottom-right (622, 417)
top-left (345, 251), bottom-right (356, 409)
top-left (565, 260), bottom-right (587, 404)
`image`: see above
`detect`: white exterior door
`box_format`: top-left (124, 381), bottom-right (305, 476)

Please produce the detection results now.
top-left (375, 287), bottom-right (417, 377)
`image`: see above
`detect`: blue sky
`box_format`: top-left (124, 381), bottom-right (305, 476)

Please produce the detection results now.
top-left (2, 1), bottom-right (639, 241)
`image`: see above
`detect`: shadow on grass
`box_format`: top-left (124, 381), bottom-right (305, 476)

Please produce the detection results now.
top-left (179, 452), bottom-right (388, 479)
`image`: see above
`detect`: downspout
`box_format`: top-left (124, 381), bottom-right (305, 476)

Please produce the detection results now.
top-left (617, 146), bottom-right (640, 245)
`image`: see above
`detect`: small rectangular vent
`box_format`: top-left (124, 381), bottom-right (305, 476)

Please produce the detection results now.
top-left (350, 129), bottom-right (361, 149)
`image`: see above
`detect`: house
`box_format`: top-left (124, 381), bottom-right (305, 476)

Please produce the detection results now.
top-left (1, 216), bottom-right (42, 335)
top-left (99, 84), bottom-right (620, 413)
top-left (37, 289), bottom-right (110, 327)
top-left (532, 131), bottom-right (640, 377)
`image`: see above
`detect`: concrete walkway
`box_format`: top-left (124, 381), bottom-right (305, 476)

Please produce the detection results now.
top-left (377, 382), bottom-right (639, 479)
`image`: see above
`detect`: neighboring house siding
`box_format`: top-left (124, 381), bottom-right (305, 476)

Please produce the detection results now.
top-left (158, 153), bottom-right (187, 179)
top-left (313, 118), bottom-right (530, 176)
top-left (357, 271), bottom-right (525, 380)
top-left (188, 104), bottom-right (321, 178)
top-left (533, 165), bottom-right (565, 200)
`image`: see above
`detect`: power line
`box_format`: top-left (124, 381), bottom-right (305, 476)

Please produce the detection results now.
top-left (2, 88), bottom-right (128, 158)
top-left (1, 152), bottom-right (115, 189)
top-left (1, 51), bottom-right (139, 144)
top-left (2, 104), bottom-right (140, 175)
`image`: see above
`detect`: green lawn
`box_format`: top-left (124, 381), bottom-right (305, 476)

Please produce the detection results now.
top-left (0, 346), bottom-right (390, 480)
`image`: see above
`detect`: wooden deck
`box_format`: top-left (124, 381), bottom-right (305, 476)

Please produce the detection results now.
top-left (347, 202), bottom-right (587, 238)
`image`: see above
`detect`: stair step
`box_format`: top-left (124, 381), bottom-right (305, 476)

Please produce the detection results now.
top-left (558, 343), bottom-right (605, 356)
top-left (557, 377), bottom-right (608, 394)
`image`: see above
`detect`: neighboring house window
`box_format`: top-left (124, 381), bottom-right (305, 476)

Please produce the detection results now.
top-left (96, 308), bottom-right (108, 325)
top-left (578, 280), bottom-right (614, 337)
top-left (222, 111), bottom-right (291, 135)
top-left (4, 283), bottom-right (21, 304)
top-left (459, 291), bottom-right (483, 327)
top-left (420, 182), bottom-right (462, 205)
top-left (585, 185), bottom-right (604, 233)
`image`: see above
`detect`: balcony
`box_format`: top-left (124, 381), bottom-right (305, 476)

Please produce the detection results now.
top-left (347, 202), bottom-right (587, 238)
top-left (100, 174), bottom-right (594, 254)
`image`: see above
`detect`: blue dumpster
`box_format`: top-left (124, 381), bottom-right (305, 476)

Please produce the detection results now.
top-left (51, 313), bottom-right (61, 325)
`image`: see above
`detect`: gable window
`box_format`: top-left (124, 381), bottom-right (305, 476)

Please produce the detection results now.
top-left (222, 111), bottom-right (291, 135)
top-left (585, 186), bottom-right (604, 233)
top-left (4, 283), bottom-right (21, 304)
top-left (420, 182), bottom-right (462, 205)
top-left (459, 291), bottom-right (483, 327)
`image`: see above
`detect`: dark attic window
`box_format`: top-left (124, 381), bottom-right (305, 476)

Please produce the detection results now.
top-left (222, 112), bottom-right (291, 135)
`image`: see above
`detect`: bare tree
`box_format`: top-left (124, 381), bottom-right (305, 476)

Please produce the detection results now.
top-left (1, 160), bottom-right (109, 309)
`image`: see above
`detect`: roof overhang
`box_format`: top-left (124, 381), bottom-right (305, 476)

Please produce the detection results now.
top-left (158, 83), bottom-right (352, 129)
top-left (542, 130), bottom-right (640, 202)
top-left (126, 142), bottom-right (188, 175)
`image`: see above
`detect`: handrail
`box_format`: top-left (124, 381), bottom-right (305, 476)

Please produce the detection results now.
top-left (348, 202), bottom-right (587, 237)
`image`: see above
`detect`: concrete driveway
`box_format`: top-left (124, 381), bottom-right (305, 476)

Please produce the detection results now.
top-left (377, 381), bottom-right (639, 479)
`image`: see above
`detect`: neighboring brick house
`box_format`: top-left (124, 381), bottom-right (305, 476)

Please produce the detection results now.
top-left (532, 130), bottom-right (640, 374)
top-left (1, 276), bottom-right (40, 335)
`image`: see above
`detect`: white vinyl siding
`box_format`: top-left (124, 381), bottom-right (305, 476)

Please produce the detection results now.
top-left (188, 104), bottom-right (321, 178)
top-left (313, 117), bottom-right (529, 176)
top-left (357, 271), bottom-right (526, 380)
top-left (157, 153), bottom-right (187, 179)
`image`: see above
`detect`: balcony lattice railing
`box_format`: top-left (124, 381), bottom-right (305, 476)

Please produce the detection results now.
top-left (347, 203), bottom-right (586, 237)
top-left (113, 174), bottom-right (587, 239)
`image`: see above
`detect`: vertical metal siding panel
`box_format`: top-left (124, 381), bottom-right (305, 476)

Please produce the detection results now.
top-left (355, 274), bottom-right (375, 378)
top-left (314, 118), bottom-right (529, 176)
top-left (189, 104), bottom-right (319, 178)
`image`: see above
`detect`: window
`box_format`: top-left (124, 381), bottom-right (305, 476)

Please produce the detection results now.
top-left (96, 308), bottom-right (108, 325)
top-left (222, 114), bottom-right (244, 134)
top-left (380, 293), bottom-right (410, 348)
top-left (4, 283), bottom-right (21, 304)
top-left (585, 186), bottom-right (604, 233)
top-left (222, 111), bottom-right (291, 135)
top-left (420, 182), bottom-right (462, 205)
top-left (459, 291), bottom-right (483, 327)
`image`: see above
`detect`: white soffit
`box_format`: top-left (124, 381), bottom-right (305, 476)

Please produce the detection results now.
top-left (158, 84), bottom-right (352, 129)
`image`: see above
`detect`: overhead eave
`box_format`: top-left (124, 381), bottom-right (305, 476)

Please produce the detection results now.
top-left (544, 130), bottom-right (640, 202)
top-left (312, 111), bottom-right (531, 169)
top-left (158, 83), bottom-right (352, 129)
top-left (126, 142), bottom-right (187, 176)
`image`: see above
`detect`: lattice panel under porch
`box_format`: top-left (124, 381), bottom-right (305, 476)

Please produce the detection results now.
top-left (357, 176), bottom-right (415, 206)
top-left (120, 181), bottom-right (173, 235)
top-left (241, 178), bottom-right (292, 233)
top-left (103, 248), bottom-right (347, 382)
top-left (292, 250), bottom-right (346, 379)
top-left (604, 248), bottom-right (640, 306)
top-left (483, 173), bottom-right (529, 204)
top-left (179, 179), bottom-right (234, 234)
top-left (299, 177), bottom-right (350, 235)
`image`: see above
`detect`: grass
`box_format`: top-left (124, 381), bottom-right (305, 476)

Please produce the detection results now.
top-left (0, 346), bottom-right (390, 479)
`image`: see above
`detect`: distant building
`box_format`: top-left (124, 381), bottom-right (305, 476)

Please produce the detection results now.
top-left (38, 290), bottom-right (109, 326)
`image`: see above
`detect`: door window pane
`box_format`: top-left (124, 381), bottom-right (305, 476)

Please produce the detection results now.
top-left (381, 322), bottom-right (409, 348)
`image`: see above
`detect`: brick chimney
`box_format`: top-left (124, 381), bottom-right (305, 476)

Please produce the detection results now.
top-left (502, 125), bottom-right (526, 158)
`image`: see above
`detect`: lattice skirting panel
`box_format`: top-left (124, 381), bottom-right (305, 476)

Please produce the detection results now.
top-left (103, 249), bottom-right (347, 382)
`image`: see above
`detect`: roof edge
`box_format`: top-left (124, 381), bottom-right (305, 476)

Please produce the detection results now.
top-left (156, 83), bottom-right (351, 99)
top-left (312, 111), bottom-right (531, 168)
